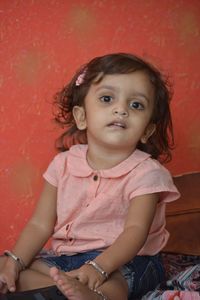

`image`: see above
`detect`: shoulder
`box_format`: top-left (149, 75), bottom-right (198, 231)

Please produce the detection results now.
top-left (53, 144), bottom-right (87, 164)
top-left (128, 151), bottom-right (180, 202)
top-left (47, 150), bottom-right (70, 176)
top-left (53, 150), bottom-right (70, 164)
top-left (133, 151), bottom-right (172, 179)
top-left (48, 144), bottom-right (89, 178)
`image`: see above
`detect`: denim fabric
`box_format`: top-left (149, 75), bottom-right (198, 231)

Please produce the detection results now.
top-left (40, 250), bottom-right (101, 272)
top-left (40, 251), bottom-right (165, 299)
top-left (120, 254), bottom-right (165, 299)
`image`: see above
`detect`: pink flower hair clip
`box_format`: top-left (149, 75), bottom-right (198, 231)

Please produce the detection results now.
top-left (75, 69), bottom-right (86, 86)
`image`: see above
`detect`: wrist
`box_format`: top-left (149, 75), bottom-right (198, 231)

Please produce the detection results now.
top-left (4, 256), bottom-right (21, 275)
top-left (94, 252), bottom-right (122, 275)
top-left (4, 250), bottom-right (26, 272)
top-left (85, 260), bottom-right (109, 280)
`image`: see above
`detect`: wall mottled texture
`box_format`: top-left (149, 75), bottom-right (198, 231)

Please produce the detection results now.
top-left (0, 0), bottom-right (200, 251)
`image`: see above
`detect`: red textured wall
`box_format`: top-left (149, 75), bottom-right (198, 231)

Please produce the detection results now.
top-left (0, 0), bottom-right (200, 252)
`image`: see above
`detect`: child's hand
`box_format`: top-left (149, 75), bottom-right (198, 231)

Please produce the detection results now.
top-left (0, 257), bottom-right (19, 293)
top-left (66, 264), bottom-right (106, 290)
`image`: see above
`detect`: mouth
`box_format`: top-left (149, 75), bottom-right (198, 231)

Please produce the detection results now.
top-left (107, 121), bottom-right (126, 129)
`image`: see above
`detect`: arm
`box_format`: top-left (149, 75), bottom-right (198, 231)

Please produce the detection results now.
top-left (0, 181), bottom-right (57, 292)
top-left (11, 181), bottom-right (57, 265)
top-left (68, 193), bottom-right (158, 289)
top-left (94, 193), bottom-right (159, 272)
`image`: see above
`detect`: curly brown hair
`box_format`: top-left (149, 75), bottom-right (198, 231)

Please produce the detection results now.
top-left (53, 53), bottom-right (174, 163)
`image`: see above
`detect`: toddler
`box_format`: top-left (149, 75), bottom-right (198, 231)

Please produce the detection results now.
top-left (0, 53), bottom-right (180, 300)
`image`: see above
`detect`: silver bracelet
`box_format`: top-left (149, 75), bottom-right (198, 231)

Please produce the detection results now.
top-left (4, 250), bottom-right (26, 271)
top-left (93, 288), bottom-right (108, 300)
top-left (85, 260), bottom-right (109, 280)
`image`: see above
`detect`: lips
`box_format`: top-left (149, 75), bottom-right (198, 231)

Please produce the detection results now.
top-left (107, 121), bottom-right (126, 129)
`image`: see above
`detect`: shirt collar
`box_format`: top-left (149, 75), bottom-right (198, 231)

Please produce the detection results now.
top-left (68, 144), bottom-right (151, 178)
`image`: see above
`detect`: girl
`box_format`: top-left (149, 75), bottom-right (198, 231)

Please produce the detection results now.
top-left (0, 53), bottom-right (180, 300)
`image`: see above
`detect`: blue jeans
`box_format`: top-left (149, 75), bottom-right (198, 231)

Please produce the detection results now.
top-left (39, 250), bottom-right (165, 299)
top-left (120, 254), bottom-right (165, 299)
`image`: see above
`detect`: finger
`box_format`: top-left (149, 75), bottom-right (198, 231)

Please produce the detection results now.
top-left (77, 275), bottom-right (88, 285)
top-left (90, 276), bottom-right (104, 290)
top-left (94, 280), bottom-right (101, 289)
top-left (6, 278), bottom-right (16, 293)
top-left (66, 270), bottom-right (88, 285)
top-left (87, 277), bottom-right (98, 290)
top-left (0, 280), bottom-right (14, 294)
top-left (66, 270), bottom-right (78, 278)
top-left (0, 282), bottom-right (5, 293)
top-left (1, 285), bottom-right (8, 294)
top-left (0, 278), bottom-right (7, 293)
top-left (0, 281), bottom-right (4, 289)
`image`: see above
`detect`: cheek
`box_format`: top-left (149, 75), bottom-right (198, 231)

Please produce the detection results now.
top-left (86, 108), bottom-right (102, 122)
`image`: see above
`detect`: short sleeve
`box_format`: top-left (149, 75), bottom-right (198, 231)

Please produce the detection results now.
top-left (43, 152), bottom-right (68, 187)
top-left (43, 157), bottom-right (58, 187)
top-left (128, 159), bottom-right (180, 203)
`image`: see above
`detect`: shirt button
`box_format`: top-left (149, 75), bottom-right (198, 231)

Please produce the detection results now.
top-left (93, 175), bottom-right (98, 181)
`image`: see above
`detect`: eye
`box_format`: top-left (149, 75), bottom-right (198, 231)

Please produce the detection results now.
top-left (100, 95), bottom-right (113, 103)
top-left (129, 101), bottom-right (144, 110)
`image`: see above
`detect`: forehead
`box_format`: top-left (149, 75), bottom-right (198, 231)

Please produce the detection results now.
top-left (90, 71), bottom-right (155, 99)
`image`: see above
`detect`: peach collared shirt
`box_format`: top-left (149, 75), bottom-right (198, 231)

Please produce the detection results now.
top-left (43, 144), bottom-right (180, 255)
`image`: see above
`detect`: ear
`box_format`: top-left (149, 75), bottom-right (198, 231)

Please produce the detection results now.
top-left (141, 123), bottom-right (156, 144)
top-left (72, 106), bottom-right (87, 130)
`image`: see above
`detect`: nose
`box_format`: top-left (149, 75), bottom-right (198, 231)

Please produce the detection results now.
top-left (112, 107), bottom-right (128, 117)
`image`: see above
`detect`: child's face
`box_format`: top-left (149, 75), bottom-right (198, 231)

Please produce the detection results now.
top-left (73, 71), bottom-right (156, 153)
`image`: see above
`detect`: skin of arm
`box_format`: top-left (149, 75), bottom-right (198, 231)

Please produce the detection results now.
top-left (67, 193), bottom-right (159, 289)
top-left (0, 181), bottom-right (57, 292)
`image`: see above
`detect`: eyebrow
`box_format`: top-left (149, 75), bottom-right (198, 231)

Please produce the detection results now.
top-left (131, 92), bottom-right (150, 103)
top-left (95, 85), bottom-right (150, 103)
top-left (95, 85), bottom-right (117, 92)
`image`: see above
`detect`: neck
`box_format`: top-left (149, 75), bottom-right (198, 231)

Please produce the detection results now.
top-left (86, 142), bottom-right (136, 170)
